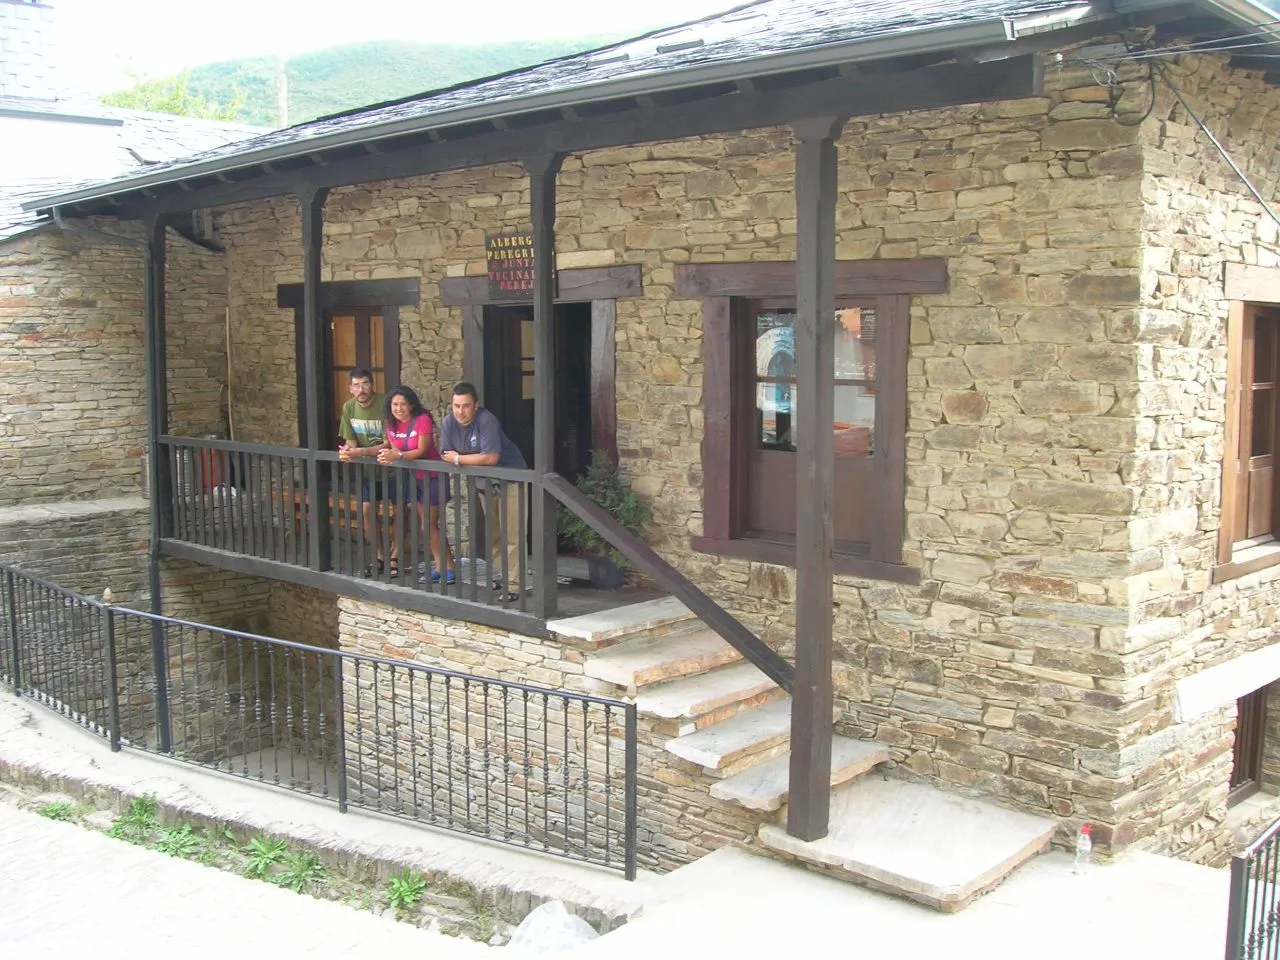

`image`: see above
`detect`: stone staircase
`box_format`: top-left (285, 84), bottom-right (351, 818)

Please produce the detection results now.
top-left (548, 596), bottom-right (1057, 912)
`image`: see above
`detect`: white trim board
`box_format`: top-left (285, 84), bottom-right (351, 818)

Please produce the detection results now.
top-left (1175, 642), bottom-right (1280, 722)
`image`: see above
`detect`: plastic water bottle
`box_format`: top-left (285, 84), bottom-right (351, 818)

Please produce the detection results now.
top-left (1074, 823), bottom-right (1093, 874)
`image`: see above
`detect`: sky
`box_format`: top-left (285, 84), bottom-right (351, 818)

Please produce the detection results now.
top-left (49, 0), bottom-right (747, 94)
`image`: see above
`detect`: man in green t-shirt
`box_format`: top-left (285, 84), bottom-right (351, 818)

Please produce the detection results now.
top-left (337, 367), bottom-right (390, 574)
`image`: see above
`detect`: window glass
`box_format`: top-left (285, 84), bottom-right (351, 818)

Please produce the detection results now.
top-left (1253, 387), bottom-right (1274, 458)
top-left (1257, 319), bottom-right (1276, 383)
top-left (752, 305), bottom-right (877, 457)
top-left (756, 309), bottom-right (797, 451)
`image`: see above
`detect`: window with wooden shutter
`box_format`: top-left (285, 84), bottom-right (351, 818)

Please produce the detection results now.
top-left (1218, 304), bottom-right (1280, 579)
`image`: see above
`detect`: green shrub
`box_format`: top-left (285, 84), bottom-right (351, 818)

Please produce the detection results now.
top-left (557, 453), bottom-right (651, 566)
top-left (386, 868), bottom-right (428, 910)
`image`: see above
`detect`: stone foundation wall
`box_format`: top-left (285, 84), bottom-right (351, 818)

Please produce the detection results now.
top-left (0, 224), bottom-right (228, 507)
top-left (338, 597), bottom-right (772, 871)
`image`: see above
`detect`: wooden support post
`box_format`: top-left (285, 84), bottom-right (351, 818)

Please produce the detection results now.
top-left (787, 116), bottom-right (844, 842)
top-left (300, 187), bottom-right (332, 571)
top-left (525, 153), bottom-right (564, 620)
top-left (143, 214), bottom-right (173, 751)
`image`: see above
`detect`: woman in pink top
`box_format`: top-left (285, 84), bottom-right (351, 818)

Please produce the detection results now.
top-left (377, 386), bottom-right (455, 587)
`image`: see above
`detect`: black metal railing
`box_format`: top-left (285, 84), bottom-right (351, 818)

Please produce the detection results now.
top-left (157, 436), bottom-right (534, 612)
top-left (0, 562), bottom-right (638, 877)
top-left (1227, 813), bottom-right (1280, 959)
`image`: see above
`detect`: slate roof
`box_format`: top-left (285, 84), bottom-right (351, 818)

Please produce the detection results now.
top-left (20, 0), bottom-right (1280, 215)
top-left (25, 0), bottom-right (1099, 211)
top-left (0, 99), bottom-right (260, 243)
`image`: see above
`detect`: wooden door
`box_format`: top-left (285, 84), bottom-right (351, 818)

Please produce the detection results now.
top-left (325, 309), bottom-right (394, 447)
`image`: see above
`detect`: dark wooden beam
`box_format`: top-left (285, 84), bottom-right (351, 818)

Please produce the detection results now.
top-left (125, 56), bottom-right (1041, 219)
top-left (158, 540), bottom-right (552, 637)
top-left (676, 259), bottom-right (947, 297)
top-left (277, 276), bottom-right (419, 310)
top-left (786, 115), bottom-right (844, 843)
top-left (299, 187), bottom-right (332, 571)
top-left (462, 305), bottom-right (485, 402)
top-left (143, 214), bottom-right (174, 751)
top-left (439, 264), bottom-right (642, 306)
top-left (526, 153), bottom-right (565, 620)
top-left (590, 299), bottom-right (618, 465)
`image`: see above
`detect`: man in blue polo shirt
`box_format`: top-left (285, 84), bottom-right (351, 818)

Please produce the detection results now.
top-left (439, 382), bottom-right (527, 601)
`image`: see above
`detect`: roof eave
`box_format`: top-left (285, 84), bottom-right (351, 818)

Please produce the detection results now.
top-left (23, 12), bottom-right (1070, 214)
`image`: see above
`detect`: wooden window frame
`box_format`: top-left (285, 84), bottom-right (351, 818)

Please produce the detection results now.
top-left (1217, 275), bottom-right (1280, 582)
top-left (677, 260), bottom-right (947, 584)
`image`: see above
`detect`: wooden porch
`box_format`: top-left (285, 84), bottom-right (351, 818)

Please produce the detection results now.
top-left (154, 435), bottom-right (663, 633)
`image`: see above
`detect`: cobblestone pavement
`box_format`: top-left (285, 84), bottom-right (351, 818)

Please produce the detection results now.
top-left (0, 803), bottom-right (489, 959)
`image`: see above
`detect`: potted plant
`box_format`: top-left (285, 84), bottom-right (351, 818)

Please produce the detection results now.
top-left (557, 452), bottom-right (652, 589)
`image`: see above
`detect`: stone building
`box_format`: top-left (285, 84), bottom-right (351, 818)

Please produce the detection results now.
top-left (10, 0), bottom-right (1280, 906)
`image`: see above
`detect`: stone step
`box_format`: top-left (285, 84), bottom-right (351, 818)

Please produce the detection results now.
top-left (636, 662), bottom-right (781, 734)
top-left (584, 626), bottom-right (743, 692)
top-left (665, 698), bottom-right (792, 777)
top-left (545, 596), bottom-right (696, 648)
top-left (709, 736), bottom-right (890, 812)
top-left (758, 777), bottom-right (1056, 912)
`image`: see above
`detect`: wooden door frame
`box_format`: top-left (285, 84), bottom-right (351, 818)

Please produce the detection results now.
top-left (440, 264), bottom-right (641, 465)
top-left (281, 277), bottom-right (416, 446)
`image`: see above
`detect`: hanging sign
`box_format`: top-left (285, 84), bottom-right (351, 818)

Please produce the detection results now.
top-left (486, 232), bottom-right (535, 299)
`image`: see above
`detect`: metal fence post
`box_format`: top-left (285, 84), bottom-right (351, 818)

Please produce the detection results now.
top-left (150, 618), bottom-right (172, 753)
top-left (4, 569), bottom-right (20, 693)
top-left (103, 604), bottom-right (123, 752)
top-left (334, 653), bottom-right (349, 813)
top-left (625, 703), bottom-right (638, 881)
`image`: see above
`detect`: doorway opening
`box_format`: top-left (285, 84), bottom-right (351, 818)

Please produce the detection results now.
top-left (482, 302), bottom-right (592, 482)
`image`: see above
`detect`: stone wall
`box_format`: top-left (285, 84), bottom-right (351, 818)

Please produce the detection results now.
top-left (0, 499), bottom-right (150, 601)
top-left (0, 223), bottom-right (228, 507)
top-left (1106, 55), bottom-right (1280, 862)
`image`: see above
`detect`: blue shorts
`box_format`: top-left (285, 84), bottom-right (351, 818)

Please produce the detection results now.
top-left (382, 474), bottom-right (450, 507)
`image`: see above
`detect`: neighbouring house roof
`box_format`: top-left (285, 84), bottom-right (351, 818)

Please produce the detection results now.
top-left (0, 99), bottom-right (260, 243)
top-left (19, 0), bottom-right (1280, 219)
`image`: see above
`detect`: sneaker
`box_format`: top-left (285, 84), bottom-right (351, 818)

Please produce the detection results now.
top-left (429, 569), bottom-right (457, 585)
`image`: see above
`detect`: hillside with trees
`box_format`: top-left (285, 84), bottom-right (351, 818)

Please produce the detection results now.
top-left (102, 37), bottom-right (622, 127)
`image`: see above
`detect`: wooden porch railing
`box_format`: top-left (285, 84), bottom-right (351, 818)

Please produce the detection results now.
top-left (544, 473), bottom-right (794, 693)
top-left (157, 436), bottom-right (534, 612)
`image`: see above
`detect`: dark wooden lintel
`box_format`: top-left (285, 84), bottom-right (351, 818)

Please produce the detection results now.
top-left (277, 276), bottom-right (420, 309)
top-left (439, 264), bottom-right (642, 306)
top-left (675, 258), bottom-right (947, 297)
top-left (127, 56), bottom-right (1041, 219)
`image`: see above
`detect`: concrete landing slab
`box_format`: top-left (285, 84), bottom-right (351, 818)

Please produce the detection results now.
top-left (665, 698), bottom-right (791, 775)
top-left (584, 626), bottom-right (742, 690)
top-left (580, 845), bottom-right (1228, 960)
top-left (635, 661), bottom-right (778, 724)
top-left (758, 778), bottom-right (1055, 912)
top-left (546, 596), bottom-right (695, 646)
top-left (709, 737), bottom-right (890, 812)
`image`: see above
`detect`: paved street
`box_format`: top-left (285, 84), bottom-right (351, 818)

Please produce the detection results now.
top-left (0, 804), bottom-right (488, 959)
